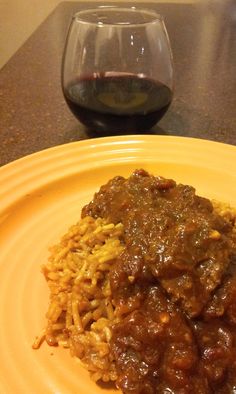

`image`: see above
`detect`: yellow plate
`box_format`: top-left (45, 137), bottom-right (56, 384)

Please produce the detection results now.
top-left (0, 135), bottom-right (236, 394)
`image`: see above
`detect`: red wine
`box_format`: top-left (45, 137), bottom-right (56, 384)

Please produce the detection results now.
top-left (63, 73), bottom-right (172, 133)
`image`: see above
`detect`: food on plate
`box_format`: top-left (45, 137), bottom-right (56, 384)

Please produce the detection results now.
top-left (34, 169), bottom-right (236, 393)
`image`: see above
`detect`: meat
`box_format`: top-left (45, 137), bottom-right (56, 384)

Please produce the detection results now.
top-left (82, 169), bottom-right (236, 393)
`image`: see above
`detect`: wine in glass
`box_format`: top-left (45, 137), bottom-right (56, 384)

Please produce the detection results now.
top-left (62, 7), bottom-right (174, 134)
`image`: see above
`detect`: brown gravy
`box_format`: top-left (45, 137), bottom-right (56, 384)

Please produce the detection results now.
top-left (82, 169), bottom-right (236, 393)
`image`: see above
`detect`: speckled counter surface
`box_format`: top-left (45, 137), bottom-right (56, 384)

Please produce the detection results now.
top-left (0, 0), bottom-right (235, 166)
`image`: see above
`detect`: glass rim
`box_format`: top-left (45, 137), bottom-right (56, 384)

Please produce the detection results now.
top-left (73, 7), bottom-right (164, 27)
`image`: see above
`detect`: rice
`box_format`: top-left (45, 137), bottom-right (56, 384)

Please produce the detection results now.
top-left (212, 200), bottom-right (236, 228)
top-left (33, 215), bottom-right (124, 382)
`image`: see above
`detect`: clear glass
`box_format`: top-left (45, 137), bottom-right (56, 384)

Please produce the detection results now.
top-left (62, 7), bottom-right (174, 135)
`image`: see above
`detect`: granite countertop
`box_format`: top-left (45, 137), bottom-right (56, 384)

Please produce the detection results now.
top-left (0, 0), bottom-right (236, 166)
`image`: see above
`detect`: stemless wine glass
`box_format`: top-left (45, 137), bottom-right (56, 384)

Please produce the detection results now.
top-left (62, 7), bottom-right (174, 134)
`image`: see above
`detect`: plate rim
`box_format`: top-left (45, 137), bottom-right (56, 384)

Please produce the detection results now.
top-left (1, 134), bottom-right (236, 173)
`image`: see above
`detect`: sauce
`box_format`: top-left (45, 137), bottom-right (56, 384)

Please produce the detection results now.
top-left (82, 169), bottom-right (236, 393)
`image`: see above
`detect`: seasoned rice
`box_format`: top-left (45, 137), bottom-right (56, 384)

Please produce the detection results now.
top-left (33, 215), bottom-right (124, 382)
